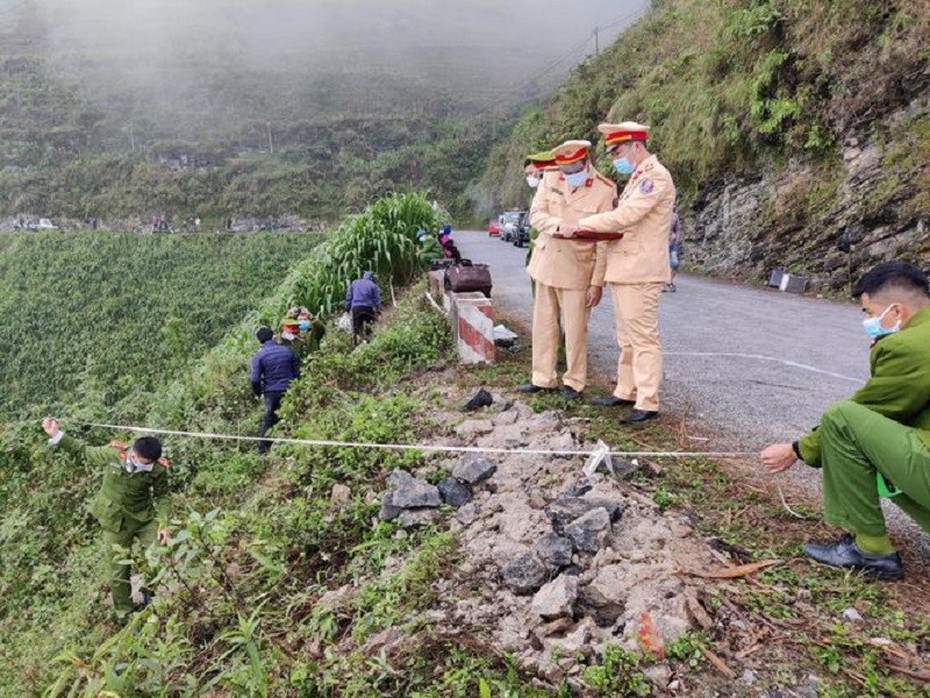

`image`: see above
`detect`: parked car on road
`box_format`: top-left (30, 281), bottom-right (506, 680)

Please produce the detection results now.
top-left (487, 219), bottom-right (500, 236)
top-left (500, 210), bottom-right (524, 243)
top-left (27, 218), bottom-right (58, 231)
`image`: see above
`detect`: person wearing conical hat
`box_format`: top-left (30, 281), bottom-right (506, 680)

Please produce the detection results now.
top-left (560, 121), bottom-right (676, 423)
top-left (519, 139), bottom-right (617, 400)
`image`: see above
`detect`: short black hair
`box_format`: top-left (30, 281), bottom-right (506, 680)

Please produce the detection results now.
top-left (852, 261), bottom-right (930, 299)
top-left (256, 326), bottom-right (274, 343)
top-left (133, 436), bottom-right (162, 462)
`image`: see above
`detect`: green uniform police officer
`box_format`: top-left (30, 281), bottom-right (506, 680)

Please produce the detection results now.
top-left (43, 418), bottom-right (170, 617)
top-left (761, 261), bottom-right (930, 580)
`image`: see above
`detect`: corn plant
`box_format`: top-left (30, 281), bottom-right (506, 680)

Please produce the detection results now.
top-left (288, 192), bottom-right (441, 319)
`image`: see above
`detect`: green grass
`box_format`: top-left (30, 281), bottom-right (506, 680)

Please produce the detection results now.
top-left (0, 230), bottom-right (322, 421)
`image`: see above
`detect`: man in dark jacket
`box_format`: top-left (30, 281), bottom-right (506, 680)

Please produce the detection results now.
top-left (345, 271), bottom-right (382, 345)
top-left (250, 325), bottom-right (300, 455)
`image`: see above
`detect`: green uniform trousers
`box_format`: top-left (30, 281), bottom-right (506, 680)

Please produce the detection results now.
top-left (103, 516), bottom-right (157, 616)
top-left (820, 400), bottom-right (930, 536)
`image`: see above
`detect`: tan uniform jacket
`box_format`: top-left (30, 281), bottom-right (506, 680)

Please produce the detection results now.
top-left (578, 155), bottom-right (676, 284)
top-left (528, 170), bottom-right (617, 290)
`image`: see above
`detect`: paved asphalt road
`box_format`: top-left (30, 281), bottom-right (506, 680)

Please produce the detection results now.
top-left (456, 231), bottom-right (927, 549)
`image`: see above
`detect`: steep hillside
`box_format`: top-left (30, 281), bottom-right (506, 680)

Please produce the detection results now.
top-left (0, 194), bottom-right (449, 694)
top-left (0, 231), bottom-right (320, 421)
top-left (480, 0), bottom-right (929, 291)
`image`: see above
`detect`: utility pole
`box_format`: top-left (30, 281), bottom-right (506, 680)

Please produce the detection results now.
top-left (129, 122), bottom-right (135, 154)
top-left (594, 26), bottom-right (599, 56)
top-left (266, 122), bottom-right (274, 154)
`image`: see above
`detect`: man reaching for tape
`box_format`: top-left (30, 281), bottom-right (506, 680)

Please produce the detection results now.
top-left (43, 417), bottom-right (170, 619)
top-left (761, 261), bottom-right (930, 581)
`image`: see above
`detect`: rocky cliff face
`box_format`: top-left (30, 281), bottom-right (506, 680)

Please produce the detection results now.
top-left (688, 94), bottom-right (929, 293)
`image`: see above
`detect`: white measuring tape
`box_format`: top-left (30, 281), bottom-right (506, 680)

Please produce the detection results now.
top-left (83, 422), bottom-right (754, 460)
top-left (83, 422), bottom-right (811, 517)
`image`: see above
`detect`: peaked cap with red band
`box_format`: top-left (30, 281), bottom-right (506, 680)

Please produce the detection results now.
top-left (552, 139), bottom-right (592, 166)
top-left (526, 150), bottom-right (555, 172)
top-left (526, 149), bottom-right (557, 170)
top-left (598, 121), bottom-right (650, 148)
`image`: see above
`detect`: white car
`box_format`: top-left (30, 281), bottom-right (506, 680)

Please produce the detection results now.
top-left (36, 218), bottom-right (58, 230)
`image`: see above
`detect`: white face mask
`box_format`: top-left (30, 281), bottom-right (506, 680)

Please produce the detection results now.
top-left (126, 453), bottom-right (155, 473)
top-left (862, 304), bottom-right (901, 340)
top-left (526, 176), bottom-right (540, 189)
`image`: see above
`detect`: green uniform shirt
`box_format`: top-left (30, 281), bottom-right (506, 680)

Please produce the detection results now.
top-left (798, 305), bottom-right (930, 467)
top-left (55, 434), bottom-right (170, 531)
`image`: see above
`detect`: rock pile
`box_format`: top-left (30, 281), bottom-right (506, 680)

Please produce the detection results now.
top-left (319, 394), bottom-right (721, 692)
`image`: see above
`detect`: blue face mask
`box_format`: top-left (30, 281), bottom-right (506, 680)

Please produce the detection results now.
top-left (565, 171), bottom-right (589, 188)
top-left (862, 304), bottom-right (901, 340)
top-left (298, 319), bottom-right (311, 332)
top-left (613, 157), bottom-right (635, 175)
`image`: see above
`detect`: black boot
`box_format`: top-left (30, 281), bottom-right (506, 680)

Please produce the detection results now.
top-left (803, 534), bottom-right (904, 581)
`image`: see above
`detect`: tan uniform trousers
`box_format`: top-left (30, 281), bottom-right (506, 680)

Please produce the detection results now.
top-left (610, 282), bottom-right (664, 411)
top-left (531, 282), bottom-right (590, 392)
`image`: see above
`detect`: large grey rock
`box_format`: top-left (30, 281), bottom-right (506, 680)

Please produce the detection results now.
top-left (502, 551), bottom-right (548, 595)
top-left (389, 472), bottom-right (441, 509)
top-left (438, 477), bottom-right (472, 508)
top-left (580, 564), bottom-right (629, 624)
top-left (492, 409), bottom-right (519, 426)
top-left (548, 497), bottom-right (623, 533)
top-left (531, 574), bottom-right (578, 620)
top-left (388, 469), bottom-right (416, 489)
top-left (564, 508), bottom-right (611, 553)
top-left (535, 533), bottom-right (573, 570)
top-left (544, 618), bottom-right (593, 658)
top-left (452, 454), bottom-right (497, 484)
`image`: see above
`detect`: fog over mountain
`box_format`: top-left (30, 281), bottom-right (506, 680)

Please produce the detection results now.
top-left (15, 0), bottom-right (646, 134)
top-left (0, 1), bottom-right (647, 221)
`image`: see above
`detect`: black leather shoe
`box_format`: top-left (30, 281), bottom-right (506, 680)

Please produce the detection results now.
top-left (517, 383), bottom-right (550, 394)
top-left (620, 409), bottom-right (659, 424)
top-left (560, 386), bottom-right (582, 400)
top-left (803, 534), bottom-right (904, 581)
top-left (589, 395), bottom-right (636, 407)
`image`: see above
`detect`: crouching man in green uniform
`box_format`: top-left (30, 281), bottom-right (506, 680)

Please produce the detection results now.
top-left (761, 261), bottom-right (930, 580)
top-left (43, 417), bottom-right (170, 617)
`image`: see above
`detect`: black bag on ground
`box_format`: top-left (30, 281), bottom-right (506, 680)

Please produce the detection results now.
top-left (444, 259), bottom-right (492, 298)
